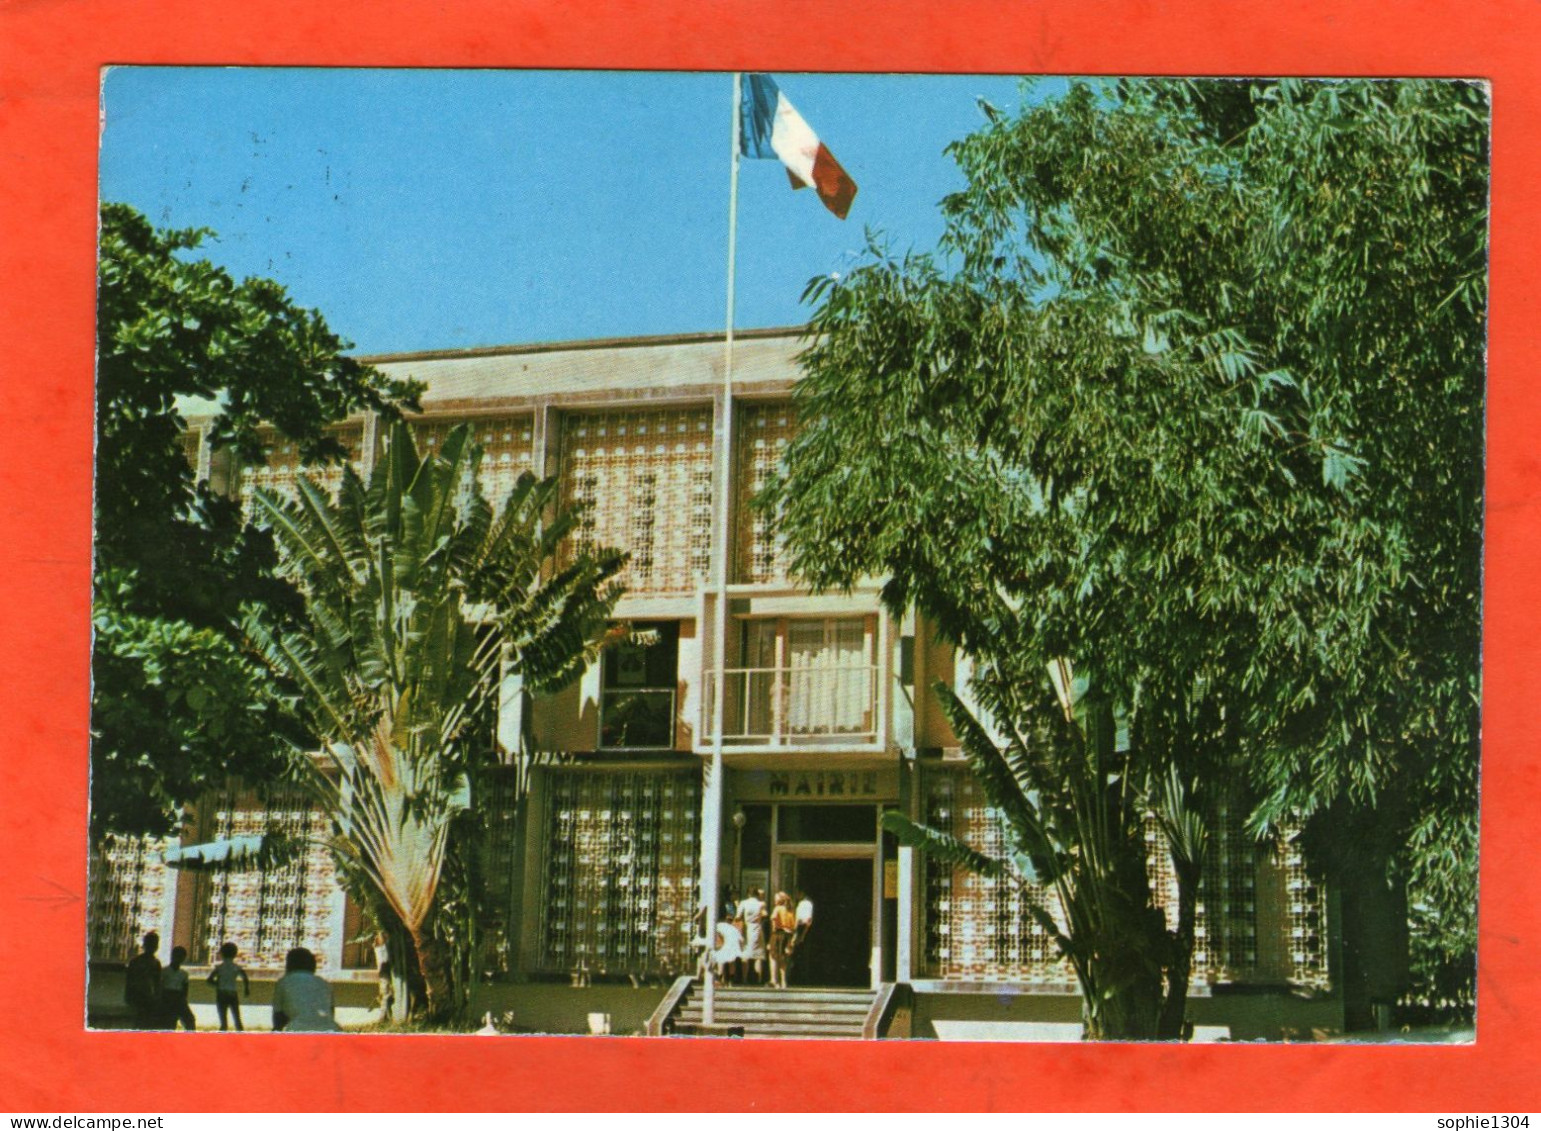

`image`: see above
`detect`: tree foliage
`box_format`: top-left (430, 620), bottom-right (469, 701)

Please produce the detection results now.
top-left (885, 677), bottom-right (1206, 1038)
top-left (247, 423), bottom-right (625, 1019)
top-left (92, 203), bottom-right (420, 835)
top-left (767, 79), bottom-right (1486, 1027)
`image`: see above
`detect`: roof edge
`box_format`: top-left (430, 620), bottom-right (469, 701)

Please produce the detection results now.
top-left (356, 324), bottom-right (810, 365)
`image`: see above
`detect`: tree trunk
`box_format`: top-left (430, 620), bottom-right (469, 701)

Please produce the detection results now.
top-left (1081, 938), bottom-right (1165, 1040)
top-left (1303, 805), bottom-right (1411, 1032)
top-left (1073, 861), bottom-right (1169, 1040)
top-left (1083, 986), bottom-right (1165, 1040)
top-left (1337, 850), bottom-right (1410, 1032)
top-left (409, 921), bottom-right (457, 1022)
top-left (1157, 858), bottom-right (1202, 1040)
top-left (379, 924), bottom-right (411, 1024)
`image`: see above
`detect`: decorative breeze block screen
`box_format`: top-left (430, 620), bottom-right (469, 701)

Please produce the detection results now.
top-left (413, 415), bottom-right (535, 511)
top-left (1280, 828), bottom-right (1331, 990)
top-left (189, 786), bottom-right (339, 971)
top-left (238, 424), bottom-right (367, 519)
top-left (559, 408), bottom-right (714, 594)
top-left (919, 765), bottom-right (1330, 988)
top-left (88, 834), bottom-right (173, 963)
top-left (478, 769), bottom-right (523, 975)
top-left (735, 402), bottom-right (798, 584)
top-left (921, 767), bottom-right (1073, 985)
top-left (538, 767), bottom-right (701, 977)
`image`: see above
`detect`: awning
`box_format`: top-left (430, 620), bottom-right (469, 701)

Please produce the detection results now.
top-left (159, 834), bottom-right (293, 870)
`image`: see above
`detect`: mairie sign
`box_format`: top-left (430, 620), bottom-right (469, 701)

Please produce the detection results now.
top-left (732, 767), bottom-right (899, 802)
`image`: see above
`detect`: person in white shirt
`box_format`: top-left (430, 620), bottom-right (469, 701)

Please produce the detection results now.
top-left (271, 947), bottom-right (340, 1032)
top-left (206, 941), bottom-right (250, 1031)
top-left (791, 889), bottom-right (814, 984)
top-left (372, 931), bottom-right (395, 1018)
top-left (159, 945), bottom-right (196, 1031)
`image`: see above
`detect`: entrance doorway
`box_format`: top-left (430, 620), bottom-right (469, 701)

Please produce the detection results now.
top-left (780, 855), bottom-right (873, 987)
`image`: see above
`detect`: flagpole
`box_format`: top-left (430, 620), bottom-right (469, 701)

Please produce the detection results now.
top-left (703, 70), bottom-right (742, 1029)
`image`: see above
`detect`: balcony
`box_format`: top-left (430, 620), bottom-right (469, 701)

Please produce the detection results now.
top-left (704, 665), bottom-right (879, 748)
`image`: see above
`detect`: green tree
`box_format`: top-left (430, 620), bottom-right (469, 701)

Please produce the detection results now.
top-left (246, 423), bottom-right (625, 1020)
top-left (92, 202), bottom-right (419, 836)
top-left (1231, 81), bottom-right (1485, 1024)
top-left (893, 673), bottom-right (1210, 1039)
top-left (766, 78), bottom-right (1486, 1033)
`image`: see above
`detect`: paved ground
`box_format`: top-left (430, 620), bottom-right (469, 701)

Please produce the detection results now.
top-left (91, 1000), bottom-right (383, 1032)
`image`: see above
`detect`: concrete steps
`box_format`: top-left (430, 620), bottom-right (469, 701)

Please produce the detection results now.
top-left (671, 985), bottom-right (877, 1040)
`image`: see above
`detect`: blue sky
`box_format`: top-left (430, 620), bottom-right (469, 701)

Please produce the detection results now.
top-left (100, 69), bottom-right (1055, 356)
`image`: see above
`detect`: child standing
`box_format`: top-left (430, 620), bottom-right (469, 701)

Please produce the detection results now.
top-left (123, 931), bottom-right (163, 1029)
top-left (160, 946), bottom-right (197, 1031)
top-left (206, 942), bottom-right (250, 1031)
top-left (710, 910), bottom-right (743, 983)
top-left (373, 931), bottom-right (395, 1019)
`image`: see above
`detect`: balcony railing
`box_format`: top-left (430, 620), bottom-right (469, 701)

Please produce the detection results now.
top-left (704, 665), bottom-right (879, 746)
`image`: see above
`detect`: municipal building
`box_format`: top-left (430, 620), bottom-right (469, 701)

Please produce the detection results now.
top-left (89, 328), bottom-right (1339, 1038)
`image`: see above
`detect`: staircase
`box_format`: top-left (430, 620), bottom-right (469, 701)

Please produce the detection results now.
top-left (652, 981), bottom-right (880, 1039)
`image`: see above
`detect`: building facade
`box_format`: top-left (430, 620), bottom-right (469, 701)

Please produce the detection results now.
top-left (90, 328), bottom-right (1333, 1018)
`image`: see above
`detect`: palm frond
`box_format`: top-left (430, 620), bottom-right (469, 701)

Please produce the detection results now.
top-left (245, 418), bottom-right (624, 972)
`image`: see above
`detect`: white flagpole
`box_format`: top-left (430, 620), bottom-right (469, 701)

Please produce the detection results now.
top-left (702, 70), bottom-right (742, 1028)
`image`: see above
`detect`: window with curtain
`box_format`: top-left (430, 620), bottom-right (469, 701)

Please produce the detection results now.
top-left (731, 617), bottom-right (876, 742)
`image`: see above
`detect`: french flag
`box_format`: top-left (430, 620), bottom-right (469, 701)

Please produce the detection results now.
top-left (740, 74), bottom-right (858, 220)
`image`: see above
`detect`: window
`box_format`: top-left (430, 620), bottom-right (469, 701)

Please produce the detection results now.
top-left (717, 616), bottom-right (878, 744)
top-left (599, 621), bottom-right (679, 749)
top-left (777, 804), bottom-right (877, 843)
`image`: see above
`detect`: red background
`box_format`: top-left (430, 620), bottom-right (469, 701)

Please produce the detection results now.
top-left (1, 0), bottom-right (1536, 1112)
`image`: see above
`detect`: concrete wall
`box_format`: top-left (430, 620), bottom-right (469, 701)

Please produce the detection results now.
top-left (86, 965), bottom-right (379, 1031)
top-left (367, 329), bottom-right (803, 412)
top-left (916, 628), bottom-right (959, 750)
top-left (531, 668), bottom-right (598, 752)
top-left (912, 989), bottom-right (1344, 1042)
top-left (89, 966), bottom-right (667, 1036)
top-left (90, 963), bottom-right (1343, 1042)
top-left (468, 982), bottom-right (667, 1036)
top-left (468, 983), bottom-right (1344, 1042)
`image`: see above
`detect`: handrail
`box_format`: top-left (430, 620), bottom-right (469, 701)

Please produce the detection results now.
top-left (862, 981), bottom-right (914, 1040)
top-left (704, 664), bottom-right (880, 744)
top-left (646, 974), bottom-right (696, 1036)
top-left (862, 982), bottom-right (897, 1039)
top-left (714, 664), bottom-right (880, 674)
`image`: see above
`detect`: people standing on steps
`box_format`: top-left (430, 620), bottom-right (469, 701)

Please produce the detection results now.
top-left (737, 887), bottom-right (767, 985)
top-left (768, 890), bottom-right (796, 989)
top-left (791, 888), bottom-right (814, 984)
top-left (709, 907), bottom-right (743, 982)
top-left (725, 885), bottom-right (744, 985)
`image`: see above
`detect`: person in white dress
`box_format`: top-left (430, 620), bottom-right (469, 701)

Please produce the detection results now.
top-left (709, 912), bottom-right (743, 981)
top-left (737, 888), bottom-right (767, 985)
